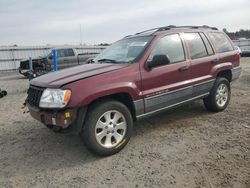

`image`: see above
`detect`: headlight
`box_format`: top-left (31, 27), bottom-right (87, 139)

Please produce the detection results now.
top-left (39, 88), bottom-right (71, 108)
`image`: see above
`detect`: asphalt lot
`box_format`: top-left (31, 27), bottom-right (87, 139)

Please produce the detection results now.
top-left (0, 58), bottom-right (249, 188)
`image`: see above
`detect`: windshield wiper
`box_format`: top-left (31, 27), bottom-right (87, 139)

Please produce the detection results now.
top-left (97, 58), bottom-right (117, 63)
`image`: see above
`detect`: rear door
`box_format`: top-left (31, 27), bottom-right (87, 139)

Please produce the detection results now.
top-left (56, 49), bottom-right (67, 69)
top-left (182, 32), bottom-right (217, 96)
top-left (140, 33), bottom-right (192, 113)
top-left (65, 48), bottom-right (78, 67)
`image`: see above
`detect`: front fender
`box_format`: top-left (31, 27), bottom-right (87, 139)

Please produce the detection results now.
top-left (79, 82), bottom-right (141, 107)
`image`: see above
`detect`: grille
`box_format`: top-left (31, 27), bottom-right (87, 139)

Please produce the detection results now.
top-left (26, 86), bottom-right (45, 107)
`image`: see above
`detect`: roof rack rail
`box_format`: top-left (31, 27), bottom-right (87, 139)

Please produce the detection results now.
top-left (155, 25), bottom-right (218, 32)
top-left (146, 25), bottom-right (218, 33)
top-left (124, 25), bottom-right (218, 38)
top-left (169, 25), bottom-right (218, 30)
top-left (134, 25), bottom-right (176, 35)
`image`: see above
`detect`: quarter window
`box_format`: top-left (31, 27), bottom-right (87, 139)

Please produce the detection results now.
top-left (183, 33), bottom-right (207, 59)
top-left (207, 32), bottom-right (233, 53)
top-left (148, 34), bottom-right (185, 63)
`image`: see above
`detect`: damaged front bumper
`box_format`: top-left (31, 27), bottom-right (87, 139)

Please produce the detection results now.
top-left (27, 104), bottom-right (77, 129)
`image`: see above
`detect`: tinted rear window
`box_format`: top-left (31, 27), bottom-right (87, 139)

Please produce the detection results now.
top-left (183, 33), bottom-right (208, 59)
top-left (207, 32), bottom-right (234, 53)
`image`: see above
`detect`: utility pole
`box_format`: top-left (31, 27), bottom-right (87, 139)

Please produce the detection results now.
top-left (79, 24), bottom-right (83, 46)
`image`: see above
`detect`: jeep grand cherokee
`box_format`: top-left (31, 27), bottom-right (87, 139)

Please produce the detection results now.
top-left (26, 25), bottom-right (241, 156)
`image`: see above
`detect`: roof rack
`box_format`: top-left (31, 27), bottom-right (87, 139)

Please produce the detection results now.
top-left (126, 25), bottom-right (218, 37)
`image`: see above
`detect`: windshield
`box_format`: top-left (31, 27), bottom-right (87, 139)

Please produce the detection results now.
top-left (93, 36), bottom-right (153, 64)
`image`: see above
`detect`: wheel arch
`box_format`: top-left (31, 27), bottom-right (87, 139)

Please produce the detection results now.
top-left (216, 69), bottom-right (232, 82)
top-left (211, 62), bottom-right (233, 82)
top-left (86, 92), bottom-right (137, 121)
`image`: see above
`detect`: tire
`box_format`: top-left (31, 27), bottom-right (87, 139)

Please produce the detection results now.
top-left (203, 77), bottom-right (231, 112)
top-left (82, 100), bottom-right (133, 156)
top-left (2, 90), bottom-right (7, 96)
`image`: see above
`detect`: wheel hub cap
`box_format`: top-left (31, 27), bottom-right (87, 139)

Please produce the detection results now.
top-left (216, 83), bottom-right (229, 107)
top-left (95, 110), bottom-right (127, 148)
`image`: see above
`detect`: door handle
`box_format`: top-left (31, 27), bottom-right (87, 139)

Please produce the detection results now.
top-left (211, 59), bottom-right (219, 63)
top-left (63, 59), bottom-right (68, 61)
top-left (178, 66), bottom-right (189, 72)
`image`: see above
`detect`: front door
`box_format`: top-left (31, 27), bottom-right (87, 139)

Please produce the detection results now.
top-left (140, 33), bottom-right (192, 113)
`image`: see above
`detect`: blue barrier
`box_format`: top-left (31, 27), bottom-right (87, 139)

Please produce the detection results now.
top-left (29, 57), bottom-right (33, 80)
top-left (53, 48), bottom-right (58, 71)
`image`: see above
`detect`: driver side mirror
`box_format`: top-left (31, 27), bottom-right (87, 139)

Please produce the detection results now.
top-left (146, 54), bottom-right (170, 69)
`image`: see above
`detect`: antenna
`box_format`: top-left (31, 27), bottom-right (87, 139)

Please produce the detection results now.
top-left (79, 24), bottom-right (83, 46)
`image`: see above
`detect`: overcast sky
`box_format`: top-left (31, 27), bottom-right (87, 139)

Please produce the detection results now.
top-left (0, 0), bottom-right (249, 45)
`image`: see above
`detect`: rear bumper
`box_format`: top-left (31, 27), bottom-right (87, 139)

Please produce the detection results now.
top-left (28, 104), bottom-right (78, 129)
top-left (232, 66), bottom-right (242, 81)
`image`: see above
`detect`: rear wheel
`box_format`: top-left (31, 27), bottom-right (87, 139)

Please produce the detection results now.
top-left (82, 100), bottom-right (133, 156)
top-left (203, 77), bottom-right (231, 112)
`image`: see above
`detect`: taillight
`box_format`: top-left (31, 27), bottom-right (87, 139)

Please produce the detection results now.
top-left (235, 52), bottom-right (240, 66)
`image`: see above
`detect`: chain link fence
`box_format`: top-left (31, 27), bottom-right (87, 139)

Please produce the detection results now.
top-left (0, 45), bottom-right (106, 71)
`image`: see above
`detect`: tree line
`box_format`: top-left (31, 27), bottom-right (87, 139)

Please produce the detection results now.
top-left (223, 28), bottom-right (250, 40)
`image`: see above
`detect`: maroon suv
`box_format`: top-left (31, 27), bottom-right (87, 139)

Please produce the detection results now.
top-left (26, 26), bottom-right (241, 156)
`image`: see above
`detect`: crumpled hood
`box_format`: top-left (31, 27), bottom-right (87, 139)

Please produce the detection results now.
top-left (30, 63), bottom-right (128, 88)
top-left (21, 56), bottom-right (46, 62)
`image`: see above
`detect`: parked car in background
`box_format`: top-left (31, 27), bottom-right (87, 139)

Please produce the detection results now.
top-left (19, 48), bottom-right (99, 78)
top-left (240, 46), bottom-right (250, 57)
top-left (235, 46), bottom-right (242, 55)
top-left (26, 25), bottom-right (241, 156)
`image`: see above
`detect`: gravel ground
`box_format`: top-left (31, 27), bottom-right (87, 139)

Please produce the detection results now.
top-left (0, 58), bottom-right (249, 188)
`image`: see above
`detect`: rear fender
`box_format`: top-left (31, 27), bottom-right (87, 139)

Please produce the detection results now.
top-left (210, 62), bottom-right (233, 77)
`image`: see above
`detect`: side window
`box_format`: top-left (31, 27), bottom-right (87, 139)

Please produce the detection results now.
top-left (200, 33), bottom-right (214, 55)
top-left (207, 32), bottom-right (234, 53)
top-left (67, 49), bottom-right (75, 56)
top-left (148, 34), bottom-right (185, 63)
top-left (183, 33), bottom-right (207, 59)
top-left (57, 49), bottom-right (65, 58)
top-left (63, 49), bottom-right (69, 57)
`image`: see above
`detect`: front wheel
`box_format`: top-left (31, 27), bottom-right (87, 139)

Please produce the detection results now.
top-left (82, 100), bottom-right (133, 156)
top-left (203, 77), bottom-right (231, 112)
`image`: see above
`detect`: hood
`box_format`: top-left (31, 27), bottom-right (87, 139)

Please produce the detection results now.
top-left (30, 63), bottom-right (129, 88)
top-left (21, 56), bottom-right (47, 62)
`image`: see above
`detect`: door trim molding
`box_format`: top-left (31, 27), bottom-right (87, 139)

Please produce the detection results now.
top-left (136, 93), bottom-right (209, 119)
